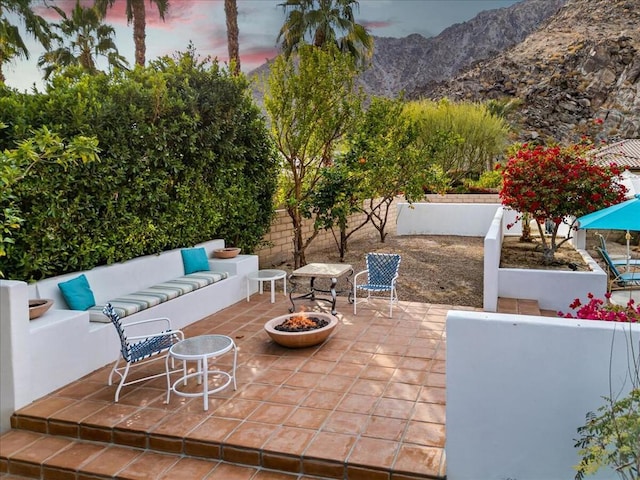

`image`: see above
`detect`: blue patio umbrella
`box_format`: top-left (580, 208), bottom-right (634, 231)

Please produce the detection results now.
top-left (577, 194), bottom-right (640, 268)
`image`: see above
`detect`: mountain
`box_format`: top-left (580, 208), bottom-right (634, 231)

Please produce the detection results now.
top-left (358, 0), bottom-right (566, 98)
top-left (249, 0), bottom-right (565, 106)
top-left (412, 0), bottom-right (640, 143)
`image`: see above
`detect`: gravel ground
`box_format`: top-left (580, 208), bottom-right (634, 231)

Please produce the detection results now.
top-left (279, 230), bottom-right (637, 310)
top-left (284, 234), bottom-right (485, 309)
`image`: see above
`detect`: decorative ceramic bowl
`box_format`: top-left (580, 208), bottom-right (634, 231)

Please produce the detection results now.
top-left (29, 299), bottom-right (54, 320)
top-left (213, 247), bottom-right (241, 259)
top-left (264, 312), bottom-right (338, 348)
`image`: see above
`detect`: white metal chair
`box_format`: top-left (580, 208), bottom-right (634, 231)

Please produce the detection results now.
top-left (103, 303), bottom-right (184, 402)
top-left (353, 253), bottom-right (401, 317)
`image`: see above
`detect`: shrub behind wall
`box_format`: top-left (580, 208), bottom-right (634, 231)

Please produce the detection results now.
top-left (0, 51), bottom-right (278, 281)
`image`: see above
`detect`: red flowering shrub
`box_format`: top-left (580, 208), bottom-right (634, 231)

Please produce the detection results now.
top-left (497, 142), bottom-right (626, 264)
top-left (559, 292), bottom-right (640, 323)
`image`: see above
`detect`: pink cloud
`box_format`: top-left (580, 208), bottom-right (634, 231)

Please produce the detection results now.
top-left (100, 2), bottom-right (180, 27)
top-left (34, 0), bottom-right (186, 28)
top-left (362, 20), bottom-right (392, 31)
top-left (240, 46), bottom-right (279, 66)
top-left (33, 1), bottom-right (88, 19)
top-left (208, 32), bottom-right (230, 51)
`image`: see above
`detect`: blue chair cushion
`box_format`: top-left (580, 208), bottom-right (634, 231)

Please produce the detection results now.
top-left (181, 247), bottom-right (210, 274)
top-left (58, 274), bottom-right (96, 310)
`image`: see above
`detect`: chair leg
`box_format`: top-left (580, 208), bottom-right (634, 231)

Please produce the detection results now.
top-left (389, 287), bottom-right (399, 318)
top-left (165, 353), bottom-right (172, 405)
top-left (231, 343), bottom-right (238, 390)
top-left (114, 362), bottom-right (131, 402)
top-left (108, 357), bottom-right (121, 386)
top-left (354, 287), bottom-right (358, 315)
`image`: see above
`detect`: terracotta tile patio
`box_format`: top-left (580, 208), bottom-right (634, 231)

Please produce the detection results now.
top-left (1, 292), bottom-right (479, 479)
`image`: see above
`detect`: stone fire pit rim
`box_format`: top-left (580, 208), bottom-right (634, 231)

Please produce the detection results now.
top-left (264, 311), bottom-right (338, 348)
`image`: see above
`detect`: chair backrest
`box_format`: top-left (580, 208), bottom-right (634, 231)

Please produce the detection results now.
top-left (366, 253), bottom-right (401, 286)
top-left (596, 246), bottom-right (623, 278)
top-left (103, 303), bottom-right (131, 362)
top-left (595, 233), bottom-right (608, 252)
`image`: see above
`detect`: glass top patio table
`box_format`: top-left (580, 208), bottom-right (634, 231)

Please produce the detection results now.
top-left (166, 334), bottom-right (237, 411)
top-left (247, 269), bottom-right (287, 303)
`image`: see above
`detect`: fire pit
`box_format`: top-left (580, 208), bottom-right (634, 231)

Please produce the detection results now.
top-left (264, 311), bottom-right (338, 348)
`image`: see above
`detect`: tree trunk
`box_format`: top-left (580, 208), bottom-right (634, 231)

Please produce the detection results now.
top-left (0, 19), bottom-right (4, 82)
top-left (224, 0), bottom-right (240, 75)
top-left (542, 246), bottom-right (556, 265)
top-left (79, 46), bottom-right (96, 73)
top-left (289, 207), bottom-right (305, 269)
top-left (370, 198), bottom-right (392, 243)
top-left (520, 212), bottom-right (532, 242)
top-left (338, 221), bottom-right (347, 262)
top-left (313, 27), bottom-right (326, 48)
top-left (132, 0), bottom-right (146, 66)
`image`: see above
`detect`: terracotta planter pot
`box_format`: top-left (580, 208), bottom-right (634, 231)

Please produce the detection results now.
top-left (264, 312), bottom-right (338, 348)
top-left (213, 247), bottom-right (241, 259)
top-left (29, 299), bottom-right (53, 320)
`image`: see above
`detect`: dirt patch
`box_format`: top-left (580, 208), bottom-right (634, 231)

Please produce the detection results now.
top-left (499, 236), bottom-right (589, 271)
top-left (278, 230), bottom-right (632, 310)
top-left (284, 234), bottom-right (486, 309)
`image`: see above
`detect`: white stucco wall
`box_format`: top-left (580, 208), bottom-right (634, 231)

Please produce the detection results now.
top-left (483, 207), bottom-right (607, 312)
top-left (447, 309), bottom-right (640, 480)
top-left (0, 281), bottom-right (31, 433)
top-left (498, 259), bottom-right (608, 311)
top-left (397, 203), bottom-right (513, 236)
top-left (483, 210), bottom-right (503, 312)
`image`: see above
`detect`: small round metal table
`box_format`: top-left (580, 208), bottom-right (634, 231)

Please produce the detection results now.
top-left (166, 335), bottom-right (237, 411)
top-left (247, 269), bottom-right (287, 303)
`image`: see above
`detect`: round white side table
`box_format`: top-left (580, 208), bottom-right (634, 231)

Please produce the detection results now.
top-left (166, 334), bottom-right (237, 411)
top-left (247, 269), bottom-right (287, 303)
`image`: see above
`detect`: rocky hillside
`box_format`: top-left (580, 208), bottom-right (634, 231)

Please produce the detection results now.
top-left (250, 0), bottom-right (564, 105)
top-left (412, 0), bottom-right (640, 143)
top-left (359, 0), bottom-right (566, 97)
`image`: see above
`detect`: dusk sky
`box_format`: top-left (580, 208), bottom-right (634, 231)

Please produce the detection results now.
top-left (5, 0), bottom-right (520, 91)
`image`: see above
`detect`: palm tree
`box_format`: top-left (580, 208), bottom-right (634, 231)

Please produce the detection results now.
top-left (94, 0), bottom-right (168, 66)
top-left (37, 1), bottom-right (128, 80)
top-left (277, 0), bottom-right (372, 66)
top-left (224, 0), bottom-right (240, 75)
top-left (0, 0), bottom-right (52, 83)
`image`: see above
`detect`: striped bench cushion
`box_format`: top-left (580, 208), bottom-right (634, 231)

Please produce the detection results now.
top-left (89, 271), bottom-right (229, 322)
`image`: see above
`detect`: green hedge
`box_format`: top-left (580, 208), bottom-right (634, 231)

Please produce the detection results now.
top-left (0, 51), bottom-right (278, 281)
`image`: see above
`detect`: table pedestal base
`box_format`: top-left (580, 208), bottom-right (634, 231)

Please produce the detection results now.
top-left (288, 264), bottom-right (353, 315)
top-left (171, 369), bottom-right (232, 411)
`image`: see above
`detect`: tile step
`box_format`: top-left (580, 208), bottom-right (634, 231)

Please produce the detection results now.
top-left (1, 427), bottom-right (344, 480)
top-left (0, 429), bottom-right (222, 480)
top-left (497, 297), bottom-right (541, 316)
top-left (2, 414), bottom-right (437, 480)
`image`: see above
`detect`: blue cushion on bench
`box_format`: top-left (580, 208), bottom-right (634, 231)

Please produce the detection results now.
top-left (181, 247), bottom-right (210, 274)
top-left (58, 274), bottom-right (96, 311)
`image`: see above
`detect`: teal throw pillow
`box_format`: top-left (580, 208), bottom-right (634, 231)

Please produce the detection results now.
top-left (58, 274), bottom-right (96, 310)
top-left (181, 247), bottom-right (210, 274)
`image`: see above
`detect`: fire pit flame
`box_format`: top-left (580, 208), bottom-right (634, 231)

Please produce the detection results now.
top-left (282, 313), bottom-right (317, 329)
top-left (275, 310), bottom-right (329, 332)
